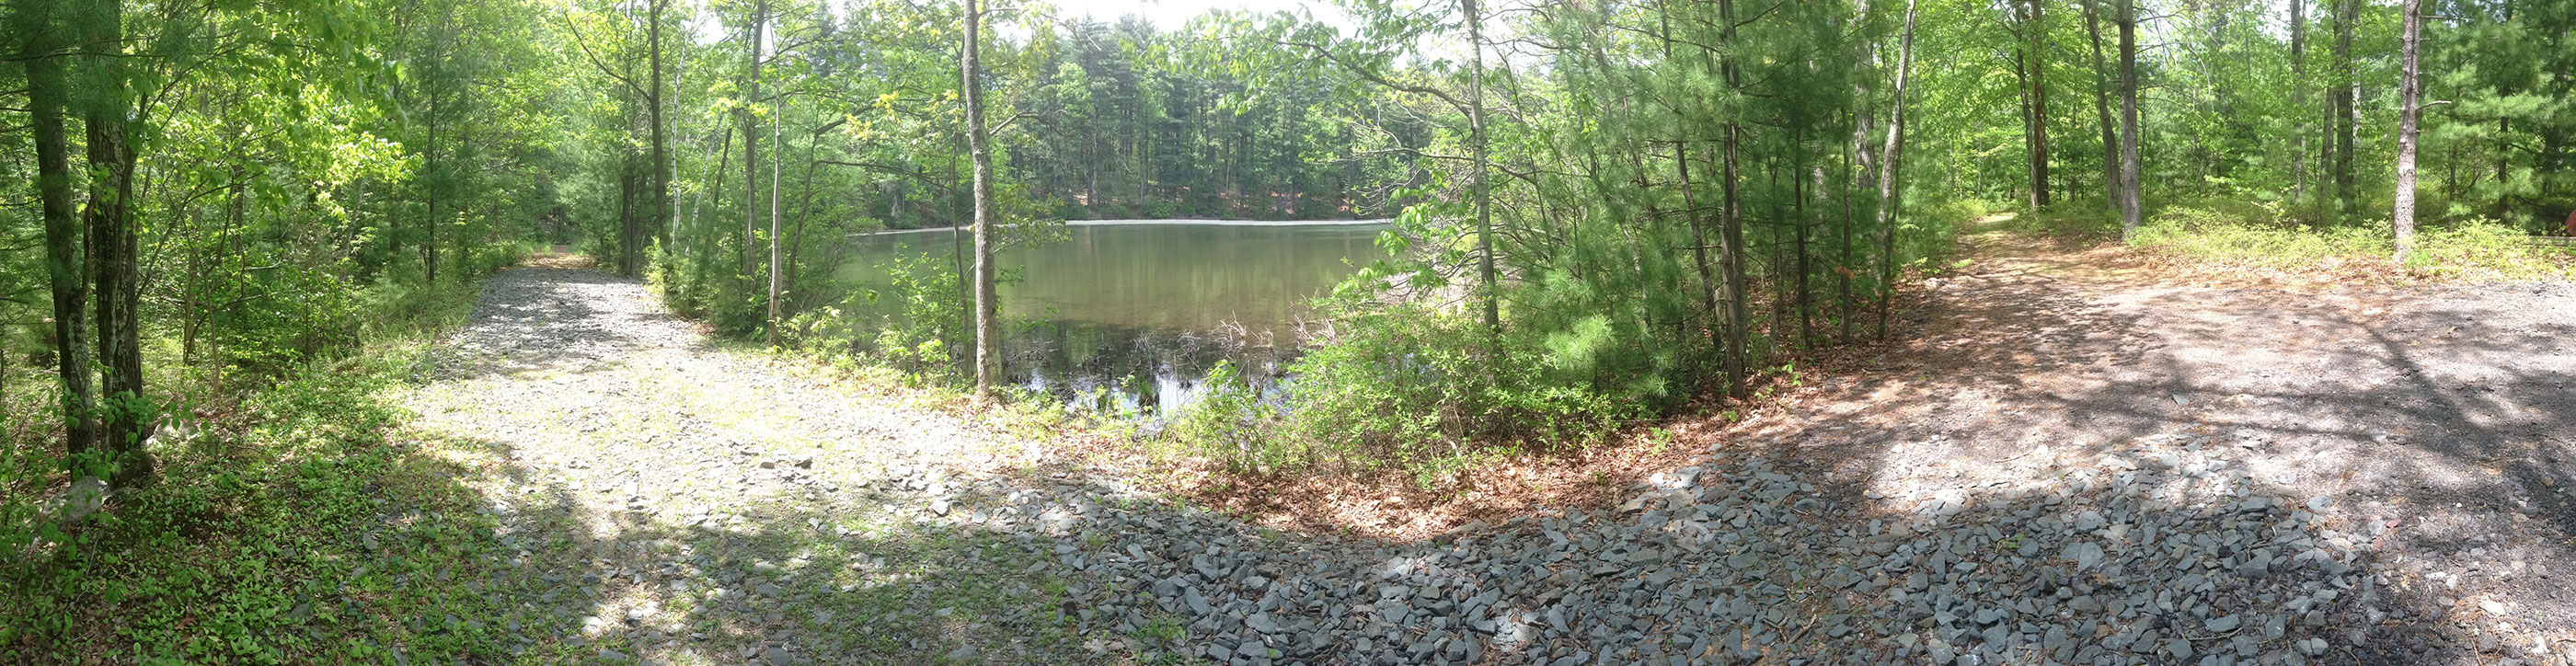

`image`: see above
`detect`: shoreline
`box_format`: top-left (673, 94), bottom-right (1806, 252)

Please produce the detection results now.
top-left (853, 218), bottom-right (1393, 236)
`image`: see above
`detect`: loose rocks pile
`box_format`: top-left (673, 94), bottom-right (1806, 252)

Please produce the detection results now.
top-left (918, 447), bottom-right (2382, 666)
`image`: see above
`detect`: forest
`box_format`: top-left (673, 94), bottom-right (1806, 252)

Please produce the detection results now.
top-left (3, 0), bottom-right (2574, 662)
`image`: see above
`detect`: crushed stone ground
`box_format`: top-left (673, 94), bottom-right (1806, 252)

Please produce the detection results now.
top-left (397, 255), bottom-right (2575, 665)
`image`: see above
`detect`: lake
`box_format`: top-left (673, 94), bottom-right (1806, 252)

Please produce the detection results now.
top-left (837, 220), bottom-right (1391, 416)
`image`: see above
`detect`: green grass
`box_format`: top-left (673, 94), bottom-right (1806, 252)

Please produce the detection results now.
top-left (2, 262), bottom-right (1121, 664)
top-left (1, 316), bottom-right (502, 664)
top-left (2129, 200), bottom-right (2576, 281)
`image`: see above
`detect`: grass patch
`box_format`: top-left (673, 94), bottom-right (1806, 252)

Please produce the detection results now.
top-left (0, 290), bottom-right (506, 663)
top-left (1999, 206), bottom-right (2123, 243)
top-left (2129, 200), bottom-right (2576, 283)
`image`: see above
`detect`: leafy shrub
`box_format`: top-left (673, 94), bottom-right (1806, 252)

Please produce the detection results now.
top-left (1168, 302), bottom-right (1637, 484)
top-left (2409, 218), bottom-right (2576, 281)
top-left (2132, 199), bottom-right (2389, 265)
top-left (1159, 362), bottom-right (1281, 470)
top-left (2130, 198), bottom-right (2573, 281)
top-left (776, 251), bottom-right (967, 384)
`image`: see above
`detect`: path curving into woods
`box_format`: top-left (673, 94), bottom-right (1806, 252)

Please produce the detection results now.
top-left (396, 252), bottom-right (2572, 665)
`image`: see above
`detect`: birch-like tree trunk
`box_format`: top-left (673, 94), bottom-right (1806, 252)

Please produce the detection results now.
top-left (1876, 0), bottom-right (1919, 340)
top-left (964, 0), bottom-right (1003, 395)
top-left (2391, 0), bottom-right (2424, 260)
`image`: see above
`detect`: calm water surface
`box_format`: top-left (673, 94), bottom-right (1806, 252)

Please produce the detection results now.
top-left (837, 221), bottom-right (1390, 416)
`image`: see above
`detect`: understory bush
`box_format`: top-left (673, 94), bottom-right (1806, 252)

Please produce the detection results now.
top-left (780, 251), bottom-right (969, 385)
top-left (0, 264), bottom-right (496, 663)
top-left (2131, 199), bottom-right (2573, 280)
top-left (1168, 301), bottom-right (1642, 485)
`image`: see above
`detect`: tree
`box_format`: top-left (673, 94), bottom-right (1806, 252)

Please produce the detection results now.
top-left (2014, 0), bottom-right (2050, 211)
top-left (14, 0), bottom-right (98, 483)
top-left (649, 0), bottom-right (670, 265)
top-left (2331, 0), bottom-right (2357, 212)
top-left (2117, 0), bottom-right (2143, 238)
top-left (1878, 0), bottom-right (1919, 338)
top-left (2083, 0), bottom-right (2118, 211)
top-left (1465, 0), bottom-right (1498, 334)
top-left (743, 0), bottom-right (766, 276)
top-left (80, 0), bottom-right (151, 488)
top-left (2391, 0), bottom-right (2424, 259)
top-left (2289, 0), bottom-right (2308, 208)
top-left (963, 0), bottom-right (1001, 395)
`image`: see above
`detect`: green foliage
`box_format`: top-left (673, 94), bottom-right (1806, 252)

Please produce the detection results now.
top-left (2133, 199), bottom-right (2383, 263)
top-left (2132, 199), bottom-right (2573, 281)
top-left (2005, 206), bottom-right (2122, 241)
top-left (1168, 302), bottom-right (1637, 484)
top-left (1158, 362), bottom-right (1278, 470)
top-left (857, 252), bottom-right (969, 380)
top-left (0, 336), bottom-right (457, 663)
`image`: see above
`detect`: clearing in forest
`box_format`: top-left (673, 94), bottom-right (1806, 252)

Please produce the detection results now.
top-left (397, 232), bottom-right (2573, 665)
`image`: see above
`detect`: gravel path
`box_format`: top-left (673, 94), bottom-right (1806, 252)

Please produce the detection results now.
top-left (1731, 224), bottom-right (2576, 666)
top-left (399, 264), bottom-right (2563, 666)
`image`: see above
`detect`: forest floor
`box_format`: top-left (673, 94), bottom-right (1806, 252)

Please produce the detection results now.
top-left (374, 230), bottom-right (2576, 666)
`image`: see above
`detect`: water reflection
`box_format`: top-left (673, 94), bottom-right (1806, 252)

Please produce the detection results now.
top-left (838, 221), bottom-right (1389, 417)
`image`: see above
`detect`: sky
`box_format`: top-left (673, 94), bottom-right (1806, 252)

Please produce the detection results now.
top-left (1050, 0), bottom-right (1354, 30)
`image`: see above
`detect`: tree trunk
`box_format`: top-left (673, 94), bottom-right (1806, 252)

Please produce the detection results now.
top-left (766, 99), bottom-right (786, 347)
top-left (2290, 0), bottom-right (2308, 209)
top-left (2021, 0), bottom-right (2050, 211)
top-left (1717, 0), bottom-right (1754, 397)
top-left (2118, 0), bottom-right (2144, 238)
top-left (82, 0), bottom-right (149, 488)
top-left (743, 0), bottom-right (765, 276)
top-left (1463, 0), bottom-right (1499, 335)
top-left (2391, 0), bottom-right (2423, 260)
top-left (689, 127), bottom-right (735, 302)
top-left (1656, 0), bottom-right (1726, 369)
top-left (1677, 143), bottom-right (1726, 372)
top-left (649, 0), bottom-right (670, 273)
top-left (422, 85), bottom-right (443, 283)
top-left (786, 136), bottom-right (822, 313)
top-left (1843, 52), bottom-right (1874, 344)
top-left (2084, 0), bottom-right (2119, 211)
top-left (618, 159), bottom-right (637, 274)
top-left (2495, 117), bottom-right (2511, 221)
top-left (1877, 0), bottom-right (1919, 340)
top-left (17, 1), bottom-right (97, 475)
top-left (965, 0), bottom-right (1003, 395)
top-left (2332, 0), bottom-right (2357, 212)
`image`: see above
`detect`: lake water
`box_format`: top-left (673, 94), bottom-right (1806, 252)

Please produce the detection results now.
top-left (837, 220), bottom-right (1391, 416)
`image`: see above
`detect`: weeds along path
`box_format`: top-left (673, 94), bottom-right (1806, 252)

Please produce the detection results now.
top-left (393, 264), bottom-right (2509, 666)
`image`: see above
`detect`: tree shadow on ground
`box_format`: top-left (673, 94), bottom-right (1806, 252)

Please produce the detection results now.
top-left (1737, 274), bottom-right (2576, 664)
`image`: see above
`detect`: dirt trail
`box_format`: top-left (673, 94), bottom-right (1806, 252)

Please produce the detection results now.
top-left (401, 268), bottom-right (1087, 664)
top-left (1724, 217), bottom-right (2576, 663)
top-left (394, 247), bottom-right (2576, 666)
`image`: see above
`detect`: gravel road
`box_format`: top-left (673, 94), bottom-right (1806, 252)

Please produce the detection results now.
top-left (397, 265), bottom-right (2572, 666)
